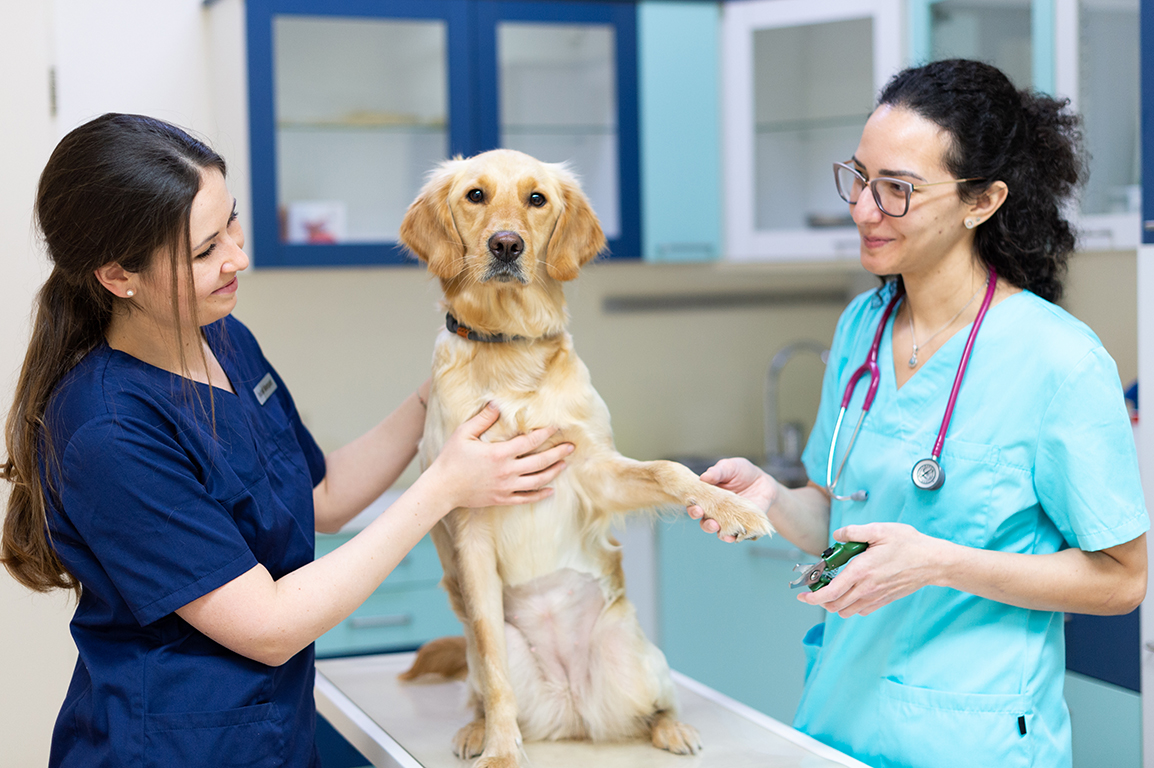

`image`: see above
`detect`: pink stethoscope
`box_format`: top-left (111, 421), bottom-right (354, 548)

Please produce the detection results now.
top-left (825, 266), bottom-right (998, 501)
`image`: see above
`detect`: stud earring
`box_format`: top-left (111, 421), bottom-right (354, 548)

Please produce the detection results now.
top-left (964, 219), bottom-right (976, 229)
top-left (126, 289), bottom-right (135, 297)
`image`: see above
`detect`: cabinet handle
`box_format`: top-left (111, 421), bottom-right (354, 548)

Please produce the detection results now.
top-left (349, 613), bottom-right (412, 630)
top-left (749, 546), bottom-right (806, 562)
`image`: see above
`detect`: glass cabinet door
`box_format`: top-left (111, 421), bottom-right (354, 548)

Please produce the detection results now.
top-left (722, 0), bottom-right (903, 261)
top-left (477, 2), bottom-right (640, 258)
top-left (246, 0), bottom-right (471, 267)
top-left (752, 18), bottom-right (874, 233)
top-left (912, 0), bottom-right (1142, 245)
top-left (924, 0), bottom-right (1035, 88)
top-left (246, 0), bottom-right (638, 267)
top-left (496, 22), bottom-right (620, 240)
top-left (1077, 0), bottom-right (1140, 217)
top-left (273, 16), bottom-right (449, 245)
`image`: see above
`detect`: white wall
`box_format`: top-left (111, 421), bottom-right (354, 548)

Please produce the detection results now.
top-left (1139, 245), bottom-right (1154, 768)
top-left (0, 2), bottom-right (78, 765)
top-left (0, 1), bottom-right (226, 763)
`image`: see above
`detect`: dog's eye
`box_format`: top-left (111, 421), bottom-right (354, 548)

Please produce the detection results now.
top-left (528, 192), bottom-right (547, 208)
top-left (467, 189), bottom-right (484, 204)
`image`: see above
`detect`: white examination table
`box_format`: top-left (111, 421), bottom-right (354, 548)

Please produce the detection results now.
top-left (315, 652), bottom-right (872, 768)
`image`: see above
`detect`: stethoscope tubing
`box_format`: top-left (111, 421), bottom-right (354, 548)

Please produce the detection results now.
top-left (825, 266), bottom-right (998, 501)
top-left (930, 266), bottom-right (998, 461)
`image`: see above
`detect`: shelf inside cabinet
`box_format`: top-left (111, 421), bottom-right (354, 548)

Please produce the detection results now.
top-left (755, 113), bottom-right (871, 135)
top-left (278, 119), bottom-right (446, 134)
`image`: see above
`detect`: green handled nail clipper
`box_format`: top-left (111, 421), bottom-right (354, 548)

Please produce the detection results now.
top-left (790, 541), bottom-right (868, 591)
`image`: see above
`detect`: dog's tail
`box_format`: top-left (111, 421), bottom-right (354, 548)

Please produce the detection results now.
top-left (398, 635), bottom-right (469, 682)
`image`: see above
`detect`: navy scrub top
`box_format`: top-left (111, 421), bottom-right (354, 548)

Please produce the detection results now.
top-left (43, 315), bottom-right (327, 768)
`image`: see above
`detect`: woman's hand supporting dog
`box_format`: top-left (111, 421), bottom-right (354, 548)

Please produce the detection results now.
top-left (688, 457), bottom-right (830, 555)
top-left (424, 402), bottom-right (574, 509)
top-left (174, 402), bottom-right (571, 668)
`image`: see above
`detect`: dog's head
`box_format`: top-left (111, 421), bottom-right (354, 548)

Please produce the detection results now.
top-left (399, 149), bottom-right (606, 286)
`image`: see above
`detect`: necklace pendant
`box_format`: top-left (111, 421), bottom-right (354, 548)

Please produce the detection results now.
top-left (908, 347), bottom-right (919, 368)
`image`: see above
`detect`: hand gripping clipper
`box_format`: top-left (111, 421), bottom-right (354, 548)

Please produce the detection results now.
top-left (790, 541), bottom-right (868, 591)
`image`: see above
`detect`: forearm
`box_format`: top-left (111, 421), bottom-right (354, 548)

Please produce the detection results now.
top-left (932, 535), bottom-right (1147, 615)
top-left (313, 389), bottom-right (426, 533)
top-left (179, 470), bottom-right (450, 665)
top-left (768, 481), bottom-right (833, 557)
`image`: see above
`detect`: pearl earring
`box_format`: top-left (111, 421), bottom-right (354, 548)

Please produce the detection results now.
top-left (126, 290), bottom-right (135, 297)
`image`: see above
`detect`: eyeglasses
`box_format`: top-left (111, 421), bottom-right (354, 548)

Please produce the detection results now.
top-left (833, 162), bottom-right (984, 218)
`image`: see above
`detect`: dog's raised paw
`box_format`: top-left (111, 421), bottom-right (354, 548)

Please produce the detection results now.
top-left (691, 488), bottom-right (774, 542)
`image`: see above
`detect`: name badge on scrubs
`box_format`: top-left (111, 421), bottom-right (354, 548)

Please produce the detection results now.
top-left (253, 373), bottom-right (278, 405)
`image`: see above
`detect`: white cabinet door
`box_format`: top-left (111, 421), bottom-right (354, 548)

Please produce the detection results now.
top-left (721, 0), bottom-right (902, 262)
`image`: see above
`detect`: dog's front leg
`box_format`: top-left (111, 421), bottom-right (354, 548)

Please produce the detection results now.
top-left (457, 532), bottom-right (524, 768)
top-left (579, 455), bottom-right (773, 541)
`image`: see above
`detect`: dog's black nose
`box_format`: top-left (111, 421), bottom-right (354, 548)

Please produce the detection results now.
top-left (488, 231), bottom-right (524, 263)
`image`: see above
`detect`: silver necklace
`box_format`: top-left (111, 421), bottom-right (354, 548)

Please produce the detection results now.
top-left (907, 277), bottom-right (988, 368)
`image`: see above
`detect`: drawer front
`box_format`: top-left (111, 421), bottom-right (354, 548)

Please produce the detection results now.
top-left (316, 581), bottom-right (462, 657)
top-left (315, 531), bottom-right (446, 585)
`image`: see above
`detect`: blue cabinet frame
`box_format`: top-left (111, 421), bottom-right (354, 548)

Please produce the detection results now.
top-left (1143, 0), bottom-right (1154, 247)
top-left (245, 0), bottom-right (640, 268)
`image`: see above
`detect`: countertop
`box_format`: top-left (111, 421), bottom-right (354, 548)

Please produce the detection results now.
top-left (315, 652), bottom-right (872, 768)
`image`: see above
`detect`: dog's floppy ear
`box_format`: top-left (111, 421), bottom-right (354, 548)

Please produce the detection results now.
top-left (399, 159), bottom-right (466, 279)
top-left (545, 168), bottom-right (606, 282)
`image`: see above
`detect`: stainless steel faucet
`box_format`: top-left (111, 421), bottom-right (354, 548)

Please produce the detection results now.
top-left (764, 341), bottom-right (829, 487)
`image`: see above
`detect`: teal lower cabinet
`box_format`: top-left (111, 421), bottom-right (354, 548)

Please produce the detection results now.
top-left (1065, 671), bottom-right (1141, 767)
top-left (657, 515), bottom-right (823, 724)
top-left (314, 532), bottom-right (461, 658)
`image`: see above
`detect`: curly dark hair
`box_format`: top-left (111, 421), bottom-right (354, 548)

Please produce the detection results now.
top-left (877, 59), bottom-right (1085, 303)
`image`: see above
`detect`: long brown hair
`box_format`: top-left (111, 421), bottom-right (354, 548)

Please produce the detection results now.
top-left (2, 114), bottom-right (227, 594)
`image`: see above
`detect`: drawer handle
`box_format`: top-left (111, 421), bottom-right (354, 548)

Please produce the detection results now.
top-left (749, 547), bottom-right (806, 562)
top-left (349, 613), bottom-right (412, 630)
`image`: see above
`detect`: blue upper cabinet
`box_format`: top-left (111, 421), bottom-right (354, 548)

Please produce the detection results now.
top-left (475, 1), bottom-right (641, 260)
top-left (1145, 0), bottom-right (1154, 245)
top-left (245, 0), bottom-right (641, 268)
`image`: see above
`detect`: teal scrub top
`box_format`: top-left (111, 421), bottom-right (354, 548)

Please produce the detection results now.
top-left (798, 285), bottom-right (1148, 768)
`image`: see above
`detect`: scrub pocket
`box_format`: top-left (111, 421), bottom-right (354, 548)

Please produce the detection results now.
top-left (876, 678), bottom-right (1030, 768)
top-left (143, 702), bottom-right (283, 768)
top-left (802, 621), bottom-right (825, 682)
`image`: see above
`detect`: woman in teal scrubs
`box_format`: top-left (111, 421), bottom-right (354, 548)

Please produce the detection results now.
top-left (1, 114), bottom-right (574, 767)
top-left (691, 60), bottom-right (1147, 768)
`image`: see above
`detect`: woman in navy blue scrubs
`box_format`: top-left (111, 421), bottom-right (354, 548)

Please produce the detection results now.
top-left (1, 113), bottom-right (574, 768)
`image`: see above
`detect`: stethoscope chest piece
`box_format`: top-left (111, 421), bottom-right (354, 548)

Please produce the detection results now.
top-left (826, 266), bottom-right (997, 500)
top-left (912, 457), bottom-right (945, 490)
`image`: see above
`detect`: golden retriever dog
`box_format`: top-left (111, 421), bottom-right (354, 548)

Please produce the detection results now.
top-left (397, 149), bottom-right (772, 768)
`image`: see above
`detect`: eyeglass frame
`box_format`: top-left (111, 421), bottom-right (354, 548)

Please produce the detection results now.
top-left (833, 161), bottom-right (985, 218)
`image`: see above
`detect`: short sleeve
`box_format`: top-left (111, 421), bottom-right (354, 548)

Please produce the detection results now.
top-left (1035, 347), bottom-right (1149, 551)
top-left (59, 415), bottom-right (258, 626)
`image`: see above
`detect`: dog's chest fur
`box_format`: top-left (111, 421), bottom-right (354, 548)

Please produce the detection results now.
top-left (420, 328), bottom-right (621, 590)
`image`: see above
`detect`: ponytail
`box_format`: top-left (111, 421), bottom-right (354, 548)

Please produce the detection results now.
top-left (2, 269), bottom-right (110, 593)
